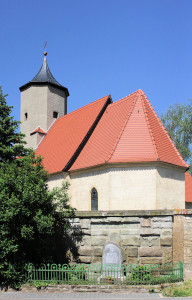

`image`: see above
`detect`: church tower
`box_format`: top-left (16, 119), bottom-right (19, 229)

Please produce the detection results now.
top-left (19, 51), bottom-right (69, 149)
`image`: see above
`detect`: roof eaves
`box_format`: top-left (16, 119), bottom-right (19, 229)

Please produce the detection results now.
top-left (141, 91), bottom-right (189, 169)
top-left (19, 81), bottom-right (69, 96)
top-left (64, 96), bottom-right (112, 172)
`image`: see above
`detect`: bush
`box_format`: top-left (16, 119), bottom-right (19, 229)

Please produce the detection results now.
top-left (130, 265), bottom-right (151, 282)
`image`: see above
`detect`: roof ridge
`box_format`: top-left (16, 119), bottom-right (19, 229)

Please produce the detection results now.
top-left (110, 90), bottom-right (139, 108)
top-left (64, 96), bottom-right (111, 171)
top-left (107, 93), bottom-right (139, 162)
top-left (57, 95), bottom-right (111, 121)
top-left (140, 93), bottom-right (159, 160)
top-left (141, 92), bottom-right (189, 167)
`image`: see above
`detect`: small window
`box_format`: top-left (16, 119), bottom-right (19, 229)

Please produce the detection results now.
top-left (91, 188), bottom-right (98, 211)
top-left (53, 111), bottom-right (58, 118)
top-left (25, 112), bottom-right (28, 120)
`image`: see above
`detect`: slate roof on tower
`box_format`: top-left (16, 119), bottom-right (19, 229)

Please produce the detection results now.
top-left (19, 52), bottom-right (69, 95)
top-left (36, 90), bottom-right (189, 174)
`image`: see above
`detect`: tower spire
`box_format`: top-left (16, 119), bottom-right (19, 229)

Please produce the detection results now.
top-left (44, 41), bottom-right (47, 60)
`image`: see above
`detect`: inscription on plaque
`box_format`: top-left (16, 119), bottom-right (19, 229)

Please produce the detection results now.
top-left (102, 242), bottom-right (122, 278)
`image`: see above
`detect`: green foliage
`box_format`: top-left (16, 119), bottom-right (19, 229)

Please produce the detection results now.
top-left (32, 281), bottom-right (48, 290)
top-left (0, 87), bottom-right (75, 287)
top-left (0, 86), bottom-right (30, 162)
top-left (130, 265), bottom-right (151, 282)
top-left (161, 102), bottom-right (192, 166)
top-left (65, 265), bottom-right (86, 282)
top-left (162, 280), bottom-right (192, 297)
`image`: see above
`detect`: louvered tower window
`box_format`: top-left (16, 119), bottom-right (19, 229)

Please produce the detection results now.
top-left (91, 188), bottom-right (98, 211)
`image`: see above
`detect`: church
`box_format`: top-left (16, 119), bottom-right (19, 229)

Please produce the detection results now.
top-left (19, 52), bottom-right (192, 211)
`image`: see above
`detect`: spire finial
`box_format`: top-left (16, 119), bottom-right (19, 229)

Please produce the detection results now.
top-left (44, 41), bottom-right (47, 59)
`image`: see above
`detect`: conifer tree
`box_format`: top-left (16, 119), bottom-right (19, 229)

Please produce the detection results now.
top-left (0, 87), bottom-right (75, 288)
top-left (0, 86), bottom-right (30, 162)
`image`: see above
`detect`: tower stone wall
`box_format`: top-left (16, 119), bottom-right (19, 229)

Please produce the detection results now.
top-left (20, 53), bottom-right (69, 149)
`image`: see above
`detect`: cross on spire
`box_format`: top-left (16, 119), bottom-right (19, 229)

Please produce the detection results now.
top-left (44, 41), bottom-right (47, 57)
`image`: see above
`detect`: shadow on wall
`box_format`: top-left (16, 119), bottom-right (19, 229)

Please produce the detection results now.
top-left (52, 223), bottom-right (82, 264)
top-left (157, 166), bottom-right (185, 181)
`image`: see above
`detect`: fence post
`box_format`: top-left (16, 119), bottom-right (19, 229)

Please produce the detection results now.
top-left (179, 261), bottom-right (183, 280)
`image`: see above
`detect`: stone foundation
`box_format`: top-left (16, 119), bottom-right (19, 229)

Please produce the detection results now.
top-left (67, 210), bottom-right (192, 280)
top-left (68, 211), bottom-right (173, 265)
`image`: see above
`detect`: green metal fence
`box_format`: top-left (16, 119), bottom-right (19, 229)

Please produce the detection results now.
top-left (25, 262), bottom-right (183, 285)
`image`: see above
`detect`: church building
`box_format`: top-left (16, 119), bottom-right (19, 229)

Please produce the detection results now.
top-left (19, 52), bottom-right (192, 211)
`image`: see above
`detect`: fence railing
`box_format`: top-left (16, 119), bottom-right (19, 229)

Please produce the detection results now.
top-left (25, 262), bottom-right (183, 285)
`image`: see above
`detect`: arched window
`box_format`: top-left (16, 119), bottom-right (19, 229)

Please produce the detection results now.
top-left (91, 188), bottom-right (98, 211)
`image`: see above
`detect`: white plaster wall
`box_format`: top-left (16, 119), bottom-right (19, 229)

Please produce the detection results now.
top-left (69, 166), bottom-right (156, 211)
top-left (47, 172), bottom-right (69, 189)
top-left (156, 166), bottom-right (185, 209)
top-left (70, 169), bottom-right (110, 210)
top-left (47, 164), bottom-right (185, 211)
top-left (109, 167), bottom-right (156, 210)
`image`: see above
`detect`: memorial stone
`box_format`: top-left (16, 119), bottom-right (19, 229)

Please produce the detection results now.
top-left (102, 242), bottom-right (123, 279)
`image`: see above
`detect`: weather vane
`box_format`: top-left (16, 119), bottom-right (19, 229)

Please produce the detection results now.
top-left (44, 41), bottom-right (47, 56)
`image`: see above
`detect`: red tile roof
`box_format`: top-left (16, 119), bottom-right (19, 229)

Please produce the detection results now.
top-left (30, 126), bottom-right (46, 135)
top-left (36, 89), bottom-right (188, 174)
top-left (70, 90), bottom-right (188, 171)
top-left (36, 95), bottom-right (111, 174)
top-left (185, 172), bottom-right (192, 203)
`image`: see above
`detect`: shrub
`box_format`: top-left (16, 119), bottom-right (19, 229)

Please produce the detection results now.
top-left (130, 265), bottom-right (151, 282)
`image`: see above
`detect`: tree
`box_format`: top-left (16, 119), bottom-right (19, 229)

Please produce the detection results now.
top-left (161, 102), bottom-right (192, 165)
top-left (0, 86), bottom-right (30, 162)
top-left (0, 87), bottom-right (75, 287)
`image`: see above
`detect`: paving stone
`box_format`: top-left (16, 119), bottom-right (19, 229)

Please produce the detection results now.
top-left (83, 229), bottom-right (91, 235)
top-left (141, 236), bottom-right (160, 247)
top-left (91, 218), bottom-right (107, 224)
top-left (160, 236), bottom-right (172, 246)
top-left (91, 237), bottom-right (107, 246)
top-left (152, 216), bottom-right (172, 222)
top-left (78, 256), bottom-right (92, 263)
top-left (126, 257), bottom-right (139, 264)
top-left (69, 218), bottom-right (80, 224)
top-left (92, 256), bottom-right (102, 263)
top-left (139, 246), bottom-right (162, 257)
top-left (80, 219), bottom-right (91, 229)
top-left (141, 218), bottom-right (151, 228)
top-left (78, 246), bottom-right (93, 256)
top-left (82, 236), bottom-right (91, 246)
top-left (152, 221), bottom-right (172, 229)
top-left (162, 247), bottom-right (172, 263)
top-left (123, 217), bottom-right (140, 223)
top-left (161, 229), bottom-right (172, 235)
top-left (121, 229), bottom-right (140, 235)
top-left (109, 231), bottom-right (121, 244)
top-left (140, 257), bottom-right (163, 264)
top-left (121, 236), bottom-right (140, 246)
top-left (91, 229), bottom-right (108, 236)
top-left (126, 247), bottom-right (138, 257)
top-left (106, 217), bottom-right (123, 223)
top-left (93, 246), bottom-right (103, 256)
top-left (140, 229), bottom-right (160, 236)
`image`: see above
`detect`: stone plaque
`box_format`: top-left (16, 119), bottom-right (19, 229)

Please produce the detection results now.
top-left (102, 242), bottom-right (122, 278)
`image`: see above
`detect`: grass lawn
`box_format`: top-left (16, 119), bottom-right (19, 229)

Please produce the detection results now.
top-left (162, 280), bottom-right (192, 297)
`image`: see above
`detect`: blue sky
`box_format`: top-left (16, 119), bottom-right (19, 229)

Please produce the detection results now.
top-left (1, 0), bottom-right (192, 124)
